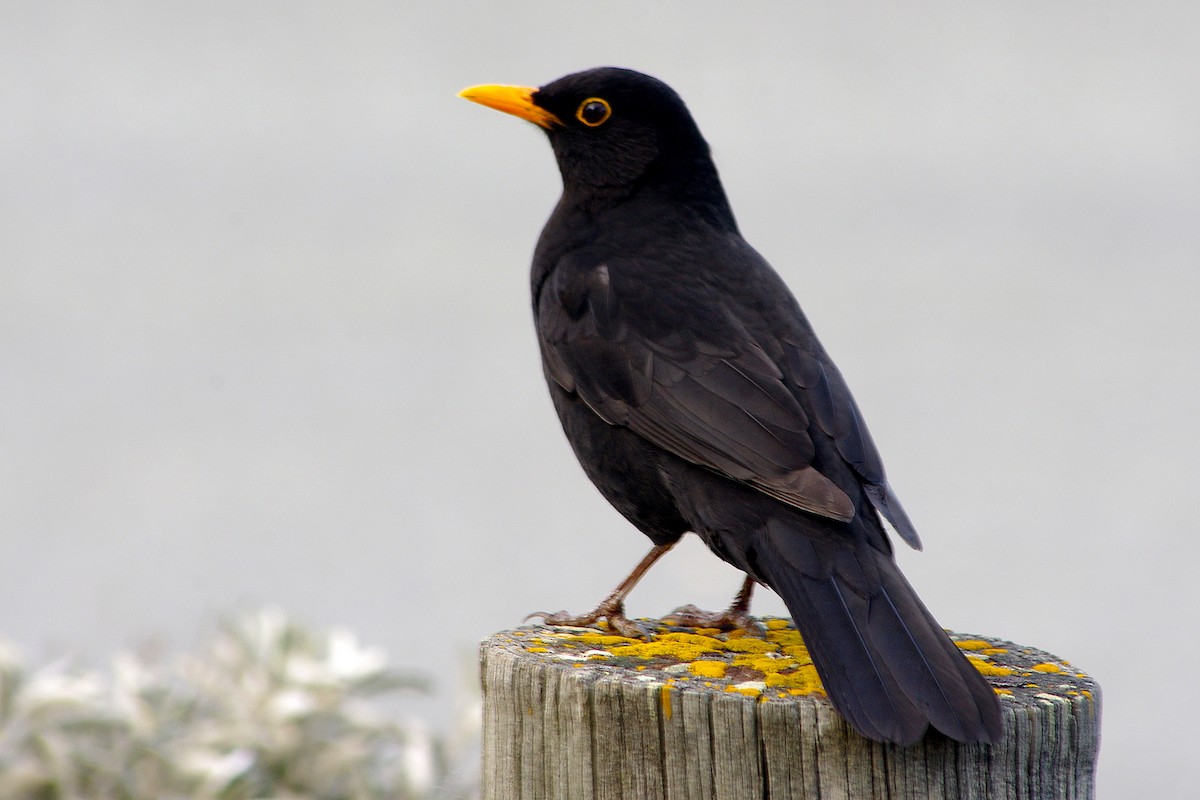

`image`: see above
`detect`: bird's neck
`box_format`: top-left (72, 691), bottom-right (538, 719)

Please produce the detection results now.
top-left (531, 160), bottom-right (740, 306)
top-left (560, 154), bottom-right (738, 234)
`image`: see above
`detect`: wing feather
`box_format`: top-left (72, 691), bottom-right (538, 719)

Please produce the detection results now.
top-left (539, 260), bottom-right (857, 522)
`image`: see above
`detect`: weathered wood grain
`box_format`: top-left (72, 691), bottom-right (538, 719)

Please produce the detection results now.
top-left (480, 619), bottom-right (1100, 799)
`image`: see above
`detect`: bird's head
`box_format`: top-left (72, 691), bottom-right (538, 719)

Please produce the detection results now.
top-left (460, 67), bottom-right (727, 214)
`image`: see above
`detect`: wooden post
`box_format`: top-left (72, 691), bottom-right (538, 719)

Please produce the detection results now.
top-left (480, 618), bottom-right (1100, 800)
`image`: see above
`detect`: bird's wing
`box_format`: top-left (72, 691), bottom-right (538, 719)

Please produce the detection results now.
top-left (537, 260), bottom-right (855, 523)
top-left (782, 337), bottom-right (922, 549)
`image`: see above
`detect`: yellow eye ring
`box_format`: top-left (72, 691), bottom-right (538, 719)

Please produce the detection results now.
top-left (575, 97), bottom-right (612, 127)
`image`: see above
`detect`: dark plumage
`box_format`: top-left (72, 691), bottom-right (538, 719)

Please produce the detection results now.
top-left (460, 67), bottom-right (1002, 745)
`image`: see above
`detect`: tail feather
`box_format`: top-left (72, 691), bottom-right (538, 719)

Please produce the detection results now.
top-left (873, 568), bottom-right (1003, 743)
top-left (754, 521), bottom-right (1003, 745)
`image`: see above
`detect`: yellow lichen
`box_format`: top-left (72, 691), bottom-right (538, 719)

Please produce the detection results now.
top-left (955, 639), bottom-right (992, 651)
top-left (731, 654), bottom-right (792, 674)
top-left (570, 632), bottom-right (640, 646)
top-left (540, 622), bottom-right (1053, 709)
top-left (609, 642), bottom-right (711, 661)
top-left (722, 638), bottom-right (776, 654)
top-left (655, 632), bottom-right (726, 649)
top-left (690, 660), bottom-right (728, 679)
top-left (966, 656), bottom-right (1015, 677)
top-left (779, 645), bottom-right (811, 660)
top-left (765, 668), bottom-right (824, 694)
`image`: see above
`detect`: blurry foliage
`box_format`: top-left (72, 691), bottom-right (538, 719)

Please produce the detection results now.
top-left (0, 610), bottom-right (478, 799)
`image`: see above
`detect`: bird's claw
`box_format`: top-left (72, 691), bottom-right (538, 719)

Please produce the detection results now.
top-left (665, 603), bottom-right (767, 638)
top-left (525, 602), bottom-right (652, 640)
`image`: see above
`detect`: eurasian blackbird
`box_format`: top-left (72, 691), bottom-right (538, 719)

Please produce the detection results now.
top-left (460, 67), bottom-right (1002, 745)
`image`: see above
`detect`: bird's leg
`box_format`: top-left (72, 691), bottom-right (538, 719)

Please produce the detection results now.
top-left (526, 542), bottom-right (674, 640)
top-left (666, 575), bottom-right (766, 637)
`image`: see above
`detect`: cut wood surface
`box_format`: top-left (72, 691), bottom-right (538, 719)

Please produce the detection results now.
top-left (480, 618), bottom-right (1100, 799)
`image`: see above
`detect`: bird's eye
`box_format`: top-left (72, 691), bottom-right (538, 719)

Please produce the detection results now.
top-left (575, 97), bottom-right (612, 127)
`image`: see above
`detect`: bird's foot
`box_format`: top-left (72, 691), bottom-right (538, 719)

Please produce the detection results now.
top-left (664, 603), bottom-right (767, 638)
top-left (526, 598), bottom-right (652, 640)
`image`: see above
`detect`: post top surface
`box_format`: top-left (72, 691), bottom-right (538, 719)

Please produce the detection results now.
top-left (483, 617), bottom-right (1100, 713)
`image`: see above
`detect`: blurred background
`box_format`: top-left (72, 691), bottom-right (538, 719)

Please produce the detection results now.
top-left (2, 2), bottom-right (1196, 796)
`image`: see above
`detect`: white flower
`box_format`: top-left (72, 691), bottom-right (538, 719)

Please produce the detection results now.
top-left (178, 747), bottom-right (256, 790)
top-left (109, 652), bottom-right (157, 733)
top-left (326, 630), bottom-right (386, 681)
top-left (269, 687), bottom-right (316, 719)
top-left (0, 639), bottom-right (23, 670)
top-left (283, 653), bottom-right (332, 687)
top-left (400, 718), bottom-right (436, 795)
top-left (20, 664), bottom-right (106, 711)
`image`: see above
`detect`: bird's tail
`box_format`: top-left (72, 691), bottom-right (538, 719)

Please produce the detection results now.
top-left (751, 519), bottom-right (1004, 745)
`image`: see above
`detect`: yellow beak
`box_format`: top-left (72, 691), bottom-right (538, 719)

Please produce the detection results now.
top-left (458, 84), bottom-right (561, 129)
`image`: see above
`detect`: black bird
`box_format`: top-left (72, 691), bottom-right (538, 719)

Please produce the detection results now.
top-left (459, 67), bottom-right (1002, 746)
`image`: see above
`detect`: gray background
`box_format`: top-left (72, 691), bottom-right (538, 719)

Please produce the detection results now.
top-left (3, 3), bottom-right (1196, 796)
